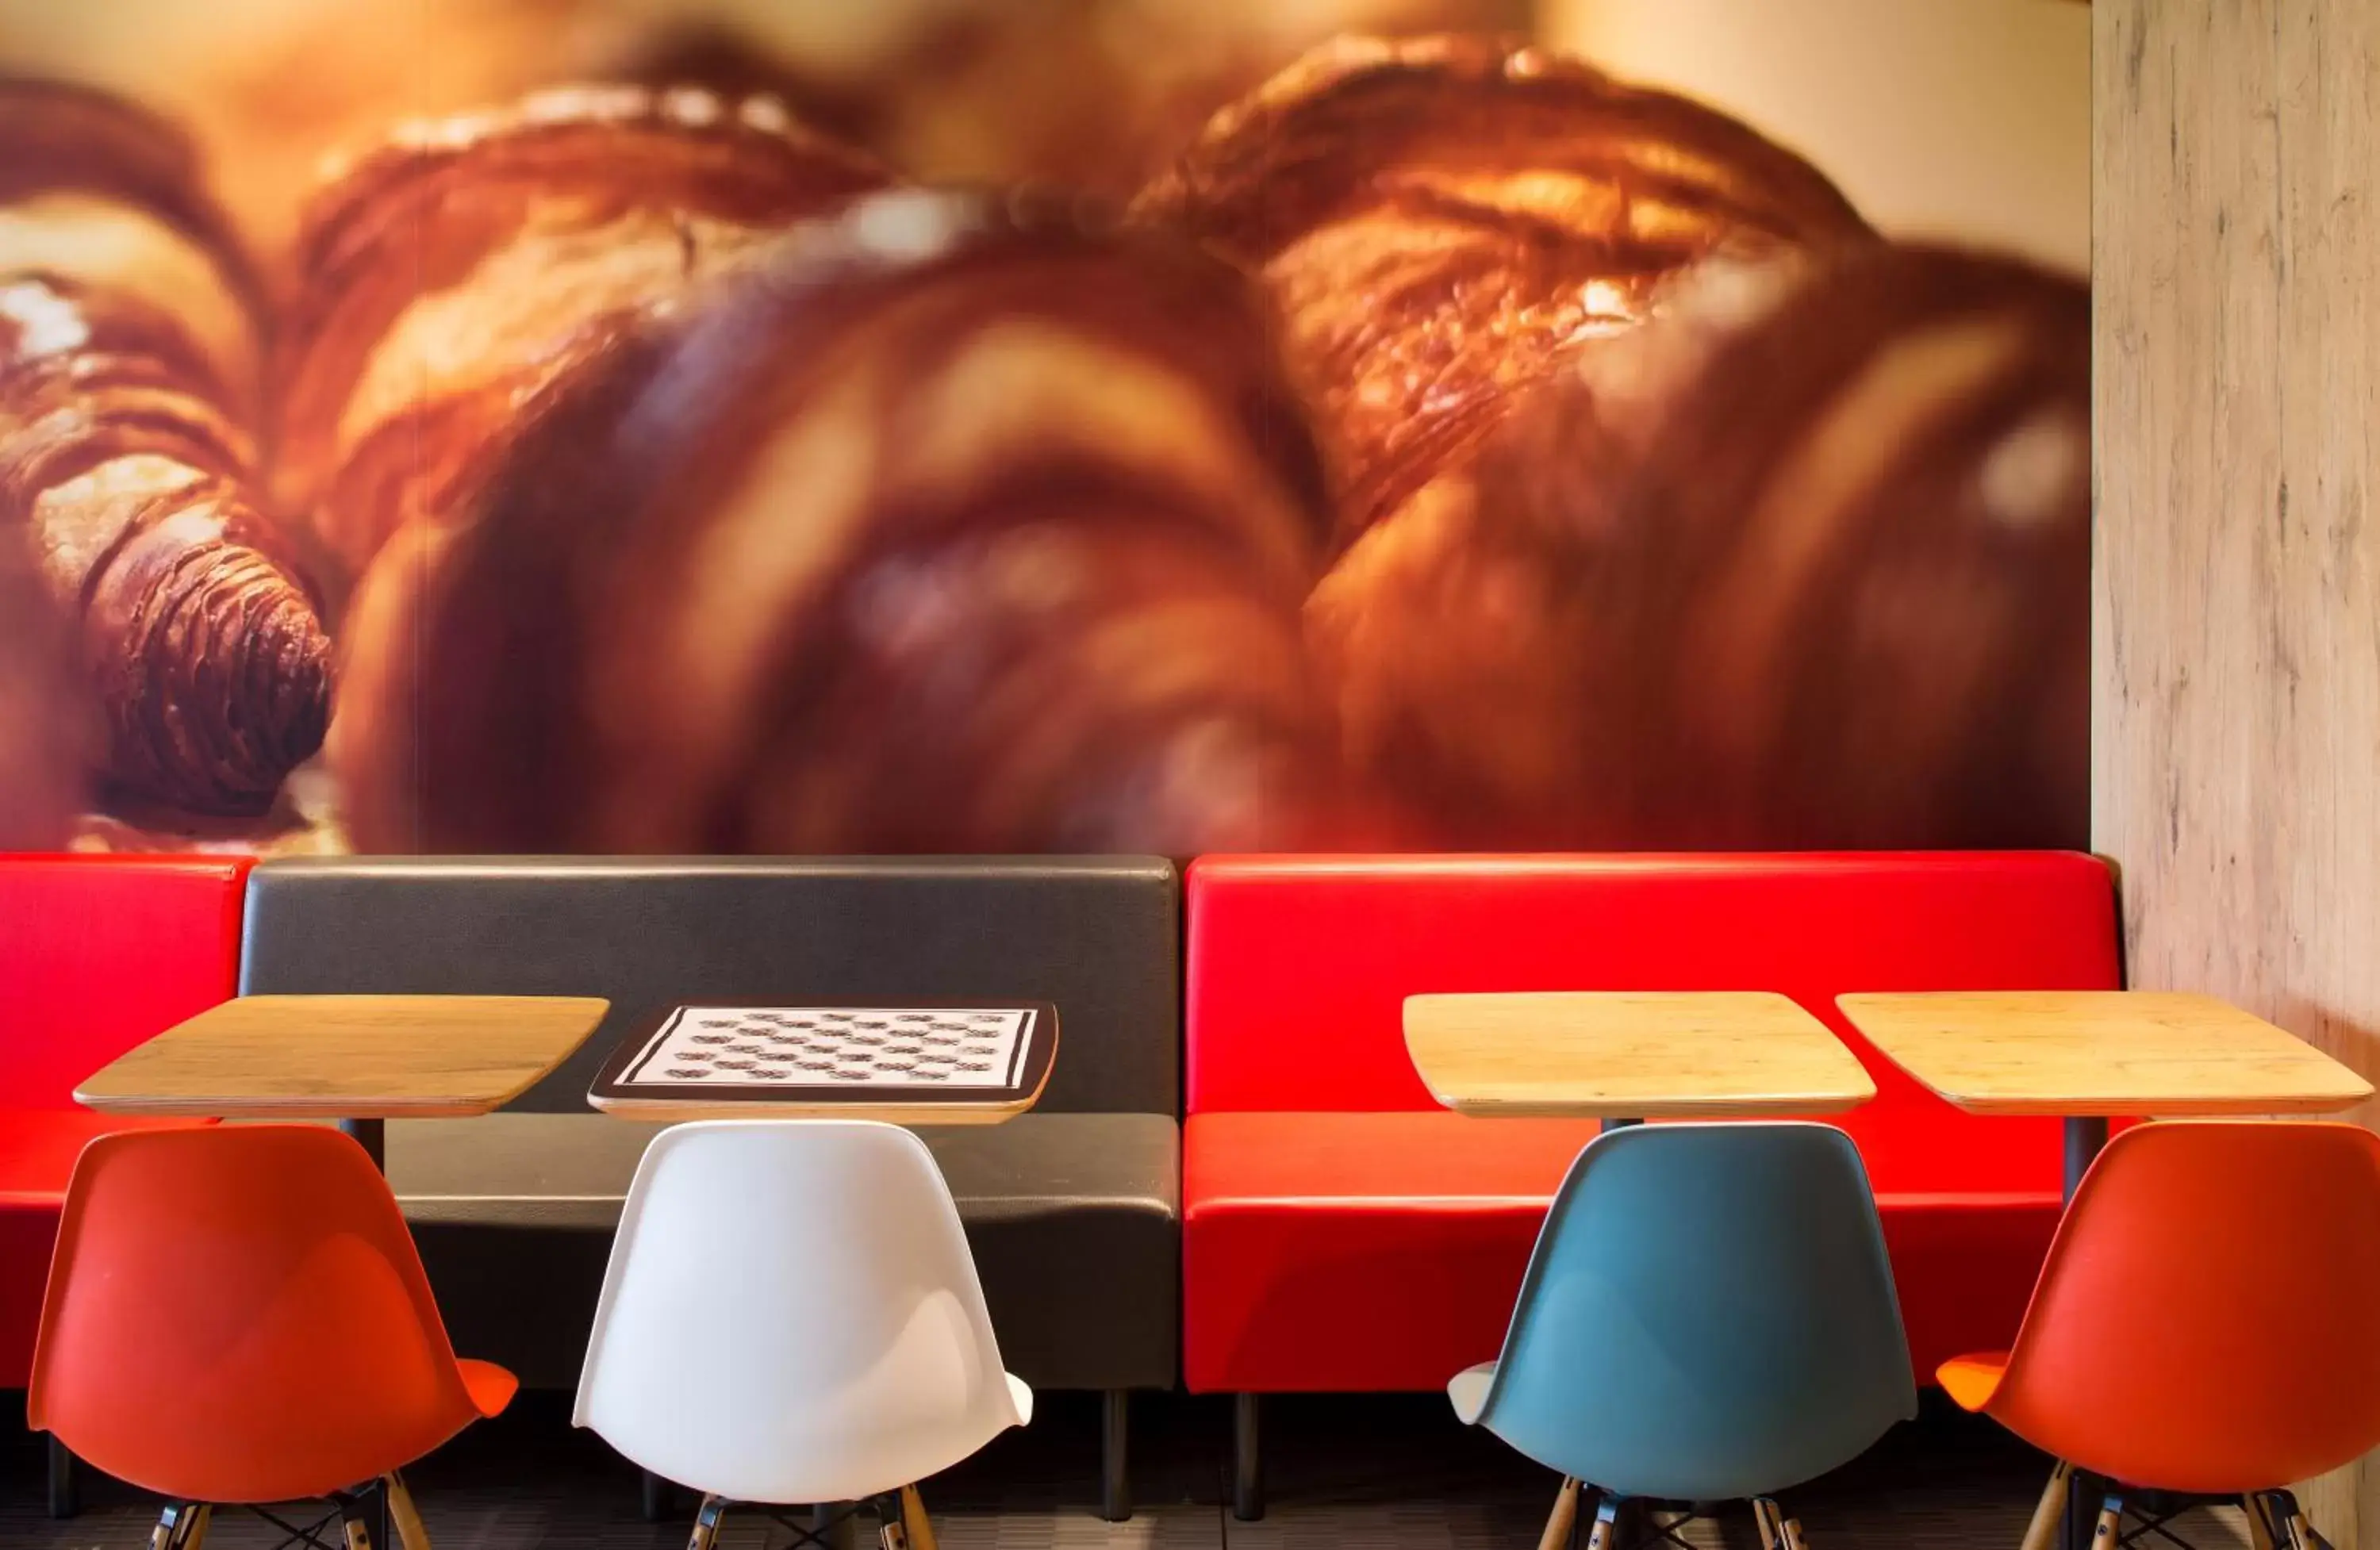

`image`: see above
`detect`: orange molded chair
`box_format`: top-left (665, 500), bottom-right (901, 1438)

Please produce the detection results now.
top-left (1940, 1122), bottom-right (2380, 1550)
top-left (29, 1126), bottom-right (516, 1545)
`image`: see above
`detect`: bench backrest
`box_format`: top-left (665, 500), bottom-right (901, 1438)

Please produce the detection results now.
top-left (0, 854), bottom-right (251, 1109)
top-left (1185, 854), bottom-right (2118, 1172)
top-left (240, 857), bottom-right (1180, 1114)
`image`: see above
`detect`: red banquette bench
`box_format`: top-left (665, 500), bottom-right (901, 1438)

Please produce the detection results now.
top-left (1183, 853), bottom-right (2120, 1514)
top-left (0, 855), bottom-right (251, 1388)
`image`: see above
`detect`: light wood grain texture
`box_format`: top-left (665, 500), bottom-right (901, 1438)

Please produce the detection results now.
top-left (2098, 1), bottom-right (2380, 1540)
top-left (1537, 1479), bottom-right (1580, 1550)
top-left (75, 995), bottom-right (609, 1118)
top-left (1403, 992), bottom-right (1875, 1118)
top-left (1837, 992), bottom-right (2370, 1115)
top-left (900, 1485), bottom-right (938, 1550)
top-left (2021, 1463), bottom-right (2073, 1550)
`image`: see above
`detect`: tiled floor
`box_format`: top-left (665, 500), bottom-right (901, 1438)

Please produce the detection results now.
top-left (2, 1391), bottom-right (2255, 1548)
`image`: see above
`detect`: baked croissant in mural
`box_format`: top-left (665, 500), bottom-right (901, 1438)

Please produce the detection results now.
top-left (1310, 244), bottom-right (2092, 850)
top-left (277, 83), bottom-right (892, 586)
top-left (0, 521), bottom-right (80, 850)
top-left (0, 79), bottom-right (331, 816)
top-left (1132, 33), bottom-right (1873, 542)
top-left (331, 189), bottom-right (1344, 856)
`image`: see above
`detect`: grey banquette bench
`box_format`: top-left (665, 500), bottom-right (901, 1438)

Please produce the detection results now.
top-left (239, 857), bottom-right (1180, 1520)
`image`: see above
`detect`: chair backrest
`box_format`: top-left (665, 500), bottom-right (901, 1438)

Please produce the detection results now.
top-left (574, 1120), bottom-right (1023, 1504)
top-left (1185, 851), bottom-right (2115, 1179)
top-left (1990, 1120), bottom-right (2380, 1493)
top-left (29, 1126), bottom-right (482, 1503)
top-left (1480, 1123), bottom-right (1917, 1501)
top-left (240, 857), bottom-right (1179, 1113)
top-left (0, 854), bottom-right (250, 1108)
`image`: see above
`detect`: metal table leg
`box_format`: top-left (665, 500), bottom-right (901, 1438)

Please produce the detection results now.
top-left (340, 1116), bottom-right (387, 1172)
top-left (2063, 1115), bottom-right (2108, 1202)
top-left (46, 1436), bottom-right (77, 1517)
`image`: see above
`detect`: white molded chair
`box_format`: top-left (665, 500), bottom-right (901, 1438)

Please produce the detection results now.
top-left (574, 1120), bottom-right (1031, 1545)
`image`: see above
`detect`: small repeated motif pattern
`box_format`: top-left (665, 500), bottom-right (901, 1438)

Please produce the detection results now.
top-left (624, 1006), bottom-right (1033, 1090)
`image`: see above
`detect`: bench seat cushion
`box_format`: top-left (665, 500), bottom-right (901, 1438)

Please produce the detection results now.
top-left (382, 1112), bottom-right (1179, 1391)
top-left (1181, 853), bottom-right (2116, 1396)
top-left (1182, 1111), bottom-right (2056, 1392)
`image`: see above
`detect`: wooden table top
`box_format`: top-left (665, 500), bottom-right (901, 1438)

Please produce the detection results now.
top-left (75, 995), bottom-right (612, 1119)
top-left (1835, 990), bottom-right (2374, 1116)
top-left (1403, 991), bottom-right (1878, 1119)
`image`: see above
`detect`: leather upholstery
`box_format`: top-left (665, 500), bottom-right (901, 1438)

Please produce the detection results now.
top-left (378, 1112), bottom-right (1178, 1390)
top-left (240, 857), bottom-right (1179, 1114)
top-left (1181, 853), bottom-right (2120, 1393)
top-left (0, 855), bottom-right (248, 1384)
top-left (238, 857), bottom-right (1183, 1391)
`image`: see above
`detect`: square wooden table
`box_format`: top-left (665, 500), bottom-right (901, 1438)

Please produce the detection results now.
top-left (587, 1002), bottom-right (1058, 1125)
top-left (75, 994), bottom-right (612, 1168)
top-left (1403, 991), bottom-right (1877, 1127)
top-left (1835, 990), bottom-right (2373, 1196)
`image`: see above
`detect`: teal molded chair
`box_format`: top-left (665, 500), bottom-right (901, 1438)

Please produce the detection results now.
top-left (1449, 1123), bottom-right (1917, 1548)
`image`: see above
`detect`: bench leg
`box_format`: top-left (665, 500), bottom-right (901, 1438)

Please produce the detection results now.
top-left (48, 1435), bottom-right (79, 1517)
top-left (1231, 1393), bottom-right (1262, 1521)
top-left (1100, 1390), bottom-right (1131, 1521)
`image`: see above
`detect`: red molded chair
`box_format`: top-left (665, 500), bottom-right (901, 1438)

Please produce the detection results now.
top-left (29, 1125), bottom-right (516, 1546)
top-left (1942, 1121), bottom-right (2380, 1550)
top-left (1183, 852), bottom-right (2119, 1517)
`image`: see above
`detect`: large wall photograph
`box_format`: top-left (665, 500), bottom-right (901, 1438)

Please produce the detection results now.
top-left (0, 0), bottom-right (2089, 859)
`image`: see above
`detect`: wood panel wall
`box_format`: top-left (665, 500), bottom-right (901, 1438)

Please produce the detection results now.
top-left (2095, 0), bottom-right (2380, 1538)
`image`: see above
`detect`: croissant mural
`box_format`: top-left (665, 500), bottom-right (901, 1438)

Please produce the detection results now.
top-left (0, 2), bottom-right (2088, 860)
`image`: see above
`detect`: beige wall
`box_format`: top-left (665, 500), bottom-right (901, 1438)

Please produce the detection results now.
top-left (1542, 0), bottom-right (2090, 274)
top-left (2097, 0), bottom-right (2380, 1540)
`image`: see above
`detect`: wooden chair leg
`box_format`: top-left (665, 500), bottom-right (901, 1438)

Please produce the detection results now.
top-left (1781, 1517), bottom-right (1810, 1550)
top-left (338, 1491), bottom-right (382, 1550)
top-left (900, 1485), bottom-right (938, 1550)
top-left (2021, 1462), bottom-right (2075, 1550)
top-left (385, 1472), bottom-right (429, 1550)
top-left (1584, 1494), bottom-right (1622, 1550)
top-left (150, 1502), bottom-right (208, 1550)
top-left (2279, 1492), bottom-right (2328, 1550)
top-left (2246, 1491), bottom-right (2280, 1550)
top-left (1752, 1498), bottom-right (1786, 1550)
top-left (2090, 1491), bottom-right (2125, 1550)
top-left (1538, 1478), bottom-right (1580, 1550)
top-left (685, 1493), bottom-right (726, 1550)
